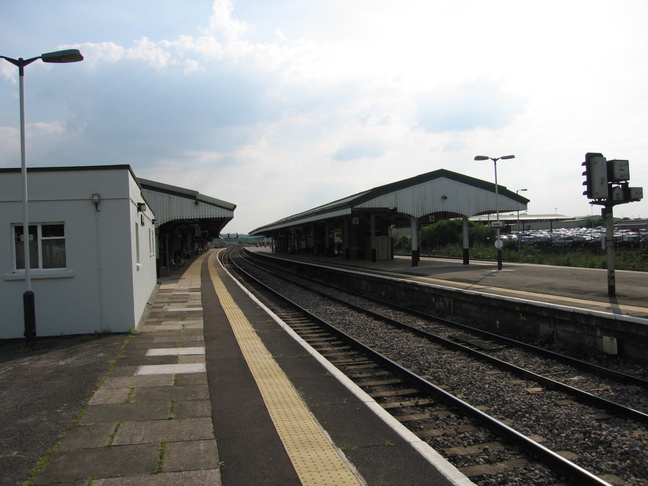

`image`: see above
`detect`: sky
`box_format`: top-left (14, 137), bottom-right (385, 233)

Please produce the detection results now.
top-left (1, 0), bottom-right (647, 234)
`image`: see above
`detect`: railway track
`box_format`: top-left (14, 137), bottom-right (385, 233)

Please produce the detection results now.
top-left (220, 248), bottom-right (648, 485)
top-left (245, 250), bottom-right (647, 383)
top-left (242, 249), bottom-right (648, 422)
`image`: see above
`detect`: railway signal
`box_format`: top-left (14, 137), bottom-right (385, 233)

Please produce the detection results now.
top-left (581, 152), bottom-right (608, 200)
top-left (581, 152), bottom-right (644, 297)
top-left (582, 153), bottom-right (643, 205)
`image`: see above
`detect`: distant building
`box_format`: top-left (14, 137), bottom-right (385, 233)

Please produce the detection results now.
top-left (614, 219), bottom-right (648, 231)
top-left (471, 213), bottom-right (577, 231)
top-left (470, 214), bottom-right (632, 231)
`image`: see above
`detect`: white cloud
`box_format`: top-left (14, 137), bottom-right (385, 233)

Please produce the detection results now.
top-left (128, 37), bottom-right (173, 68)
top-left (416, 80), bottom-right (527, 133)
top-left (76, 42), bottom-right (126, 66)
top-left (332, 140), bottom-right (386, 162)
top-left (203, 0), bottom-right (248, 41)
top-left (0, 126), bottom-right (19, 165)
top-left (1, 0), bottom-right (647, 230)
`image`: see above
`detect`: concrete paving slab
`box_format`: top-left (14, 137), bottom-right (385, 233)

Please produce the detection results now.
top-left (112, 417), bottom-right (214, 445)
top-left (117, 352), bottom-right (169, 362)
top-left (175, 373), bottom-right (208, 386)
top-left (150, 336), bottom-right (187, 343)
top-left (149, 319), bottom-right (202, 332)
top-left (91, 469), bottom-right (221, 485)
top-left (146, 347), bottom-right (205, 356)
top-left (176, 338), bottom-right (206, 346)
top-left (174, 399), bottom-right (212, 418)
top-left (118, 355), bottom-right (177, 366)
top-left (131, 384), bottom-right (210, 401)
top-left (31, 443), bottom-right (160, 484)
top-left (57, 423), bottom-right (117, 450)
top-left (144, 329), bottom-right (183, 336)
top-left (89, 387), bottom-right (130, 405)
top-left (80, 402), bottom-right (171, 424)
top-left (172, 319), bottom-right (203, 326)
top-left (161, 307), bottom-right (203, 312)
top-left (177, 355), bottom-right (206, 364)
top-left (101, 374), bottom-right (174, 388)
top-left (135, 363), bottom-right (206, 375)
top-left (146, 324), bottom-right (184, 331)
top-left (162, 439), bottom-right (219, 472)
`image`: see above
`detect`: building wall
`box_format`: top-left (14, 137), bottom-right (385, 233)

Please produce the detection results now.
top-left (127, 173), bottom-right (158, 330)
top-left (0, 167), bottom-right (157, 339)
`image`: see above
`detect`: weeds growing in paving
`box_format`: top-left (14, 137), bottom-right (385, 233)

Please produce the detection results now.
top-left (156, 441), bottom-right (167, 473)
top-left (24, 334), bottom-right (133, 484)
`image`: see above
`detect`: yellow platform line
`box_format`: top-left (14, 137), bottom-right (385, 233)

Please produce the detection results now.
top-left (208, 253), bottom-right (363, 486)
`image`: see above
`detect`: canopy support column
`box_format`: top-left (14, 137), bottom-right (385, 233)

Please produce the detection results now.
top-left (370, 214), bottom-right (377, 262)
top-left (410, 215), bottom-right (419, 267)
top-left (462, 216), bottom-right (470, 265)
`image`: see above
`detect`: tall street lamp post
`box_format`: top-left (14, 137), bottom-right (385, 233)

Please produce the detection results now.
top-left (1, 49), bottom-right (84, 346)
top-left (474, 154), bottom-right (515, 270)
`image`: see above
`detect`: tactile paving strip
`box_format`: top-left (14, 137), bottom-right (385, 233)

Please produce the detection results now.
top-left (208, 254), bottom-right (363, 486)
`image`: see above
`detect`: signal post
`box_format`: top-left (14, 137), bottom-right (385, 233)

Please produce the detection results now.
top-left (582, 152), bottom-right (643, 297)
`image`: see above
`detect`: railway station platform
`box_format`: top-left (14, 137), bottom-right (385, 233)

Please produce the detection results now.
top-left (11, 250), bottom-right (470, 486)
top-left (250, 248), bottom-right (648, 320)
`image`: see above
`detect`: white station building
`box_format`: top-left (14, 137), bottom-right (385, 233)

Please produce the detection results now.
top-left (0, 165), bottom-right (235, 340)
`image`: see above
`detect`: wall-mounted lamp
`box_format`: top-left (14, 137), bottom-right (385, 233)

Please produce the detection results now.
top-left (152, 219), bottom-right (157, 225)
top-left (194, 200), bottom-right (199, 206)
top-left (441, 195), bottom-right (448, 200)
top-left (92, 193), bottom-right (101, 211)
top-left (137, 202), bottom-right (147, 212)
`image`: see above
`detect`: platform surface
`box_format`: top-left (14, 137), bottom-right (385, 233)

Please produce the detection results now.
top-left (6, 250), bottom-right (470, 486)
top-left (251, 248), bottom-right (648, 319)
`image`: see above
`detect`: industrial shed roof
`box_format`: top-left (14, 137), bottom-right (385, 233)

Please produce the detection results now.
top-left (250, 169), bottom-right (529, 234)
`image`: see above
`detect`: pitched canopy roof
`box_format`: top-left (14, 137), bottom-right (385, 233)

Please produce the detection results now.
top-left (251, 169), bottom-right (529, 234)
top-left (138, 178), bottom-right (236, 238)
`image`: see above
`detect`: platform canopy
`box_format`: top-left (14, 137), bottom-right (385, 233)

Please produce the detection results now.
top-left (251, 169), bottom-right (528, 234)
top-left (139, 178), bottom-right (235, 238)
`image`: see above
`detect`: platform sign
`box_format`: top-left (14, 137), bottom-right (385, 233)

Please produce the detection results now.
top-left (491, 221), bottom-right (504, 228)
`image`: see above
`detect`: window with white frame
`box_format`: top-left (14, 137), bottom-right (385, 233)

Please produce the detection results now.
top-left (13, 223), bottom-right (67, 270)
